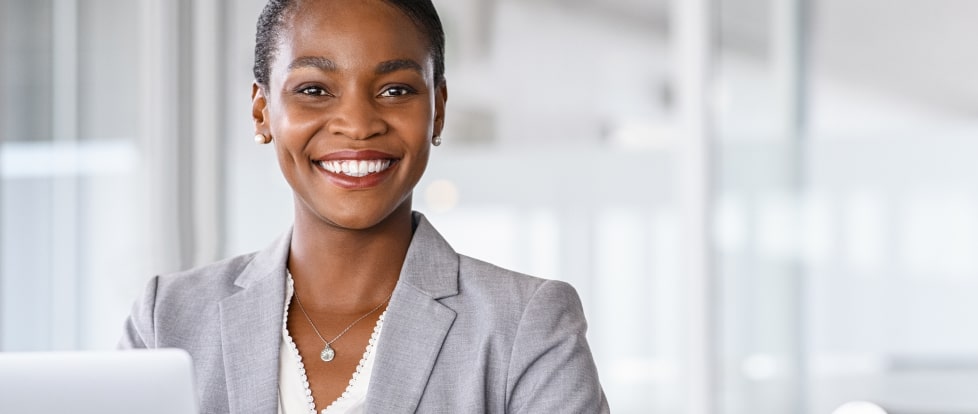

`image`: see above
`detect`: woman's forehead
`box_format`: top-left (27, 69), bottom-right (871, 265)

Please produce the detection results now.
top-left (276, 0), bottom-right (431, 72)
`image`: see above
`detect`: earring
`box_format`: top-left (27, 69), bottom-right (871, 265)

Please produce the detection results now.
top-left (432, 135), bottom-right (442, 146)
top-left (254, 133), bottom-right (271, 144)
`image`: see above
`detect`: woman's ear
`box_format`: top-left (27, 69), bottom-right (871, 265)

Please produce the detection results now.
top-left (252, 82), bottom-right (270, 135)
top-left (434, 82), bottom-right (448, 137)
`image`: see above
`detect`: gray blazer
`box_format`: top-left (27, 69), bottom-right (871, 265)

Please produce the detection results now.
top-left (120, 213), bottom-right (609, 413)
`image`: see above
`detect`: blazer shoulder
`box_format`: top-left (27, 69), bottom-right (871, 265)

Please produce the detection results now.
top-left (120, 251), bottom-right (262, 350)
top-left (450, 255), bottom-right (583, 334)
top-left (155, 251), bottom-right (259, 294)
top-left (455, 254), bottom-right (582, 317)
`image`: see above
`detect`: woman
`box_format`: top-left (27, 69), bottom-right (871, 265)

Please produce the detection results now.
top-left (120, 0), bottom-right (609, 412)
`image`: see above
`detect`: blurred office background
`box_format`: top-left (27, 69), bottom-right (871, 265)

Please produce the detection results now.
top-left (1, 0), bottom-right (976, 413)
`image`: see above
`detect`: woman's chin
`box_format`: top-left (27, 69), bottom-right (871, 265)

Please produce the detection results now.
top-left (312, 203), bottom-right (411, 233)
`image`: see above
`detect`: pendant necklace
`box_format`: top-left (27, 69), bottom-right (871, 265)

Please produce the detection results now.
top-left (292, 284), bottom-right (393, 362)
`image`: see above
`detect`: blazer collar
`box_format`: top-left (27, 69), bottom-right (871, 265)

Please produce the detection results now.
top-left (398, 212), bottom-right (460, 299)
top-left (232, 227), bottom-right (292, 289)
top-left (366, 212), bottom-right (460, 413)
top-left (219, 228), bottom-right (291, 413)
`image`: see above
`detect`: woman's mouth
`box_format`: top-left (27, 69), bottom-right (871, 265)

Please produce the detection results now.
top-left (317, 159), bottom-right (393, 177)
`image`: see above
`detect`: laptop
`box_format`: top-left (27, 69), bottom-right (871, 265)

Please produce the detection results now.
top-left (0, 348), bottom-right (199, 414)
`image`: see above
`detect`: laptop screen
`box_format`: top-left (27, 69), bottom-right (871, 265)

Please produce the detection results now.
top-left (0, 348), bottom-right (198, 414)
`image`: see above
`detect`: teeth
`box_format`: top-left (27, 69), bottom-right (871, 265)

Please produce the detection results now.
top-left (319, 159), bottom-right (392, 177)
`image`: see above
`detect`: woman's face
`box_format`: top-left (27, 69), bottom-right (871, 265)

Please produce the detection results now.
top-left (253, 0), bottom-right (446, 230)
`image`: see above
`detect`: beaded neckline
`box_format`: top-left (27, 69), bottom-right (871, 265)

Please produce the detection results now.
top-left (282, 274), bottom-right (387, 414)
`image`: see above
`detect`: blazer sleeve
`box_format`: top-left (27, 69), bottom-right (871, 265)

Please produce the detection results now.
top-left (505, 280), bottom-right (610, 413)
top-left (118, 275), bottom-right (160, 349)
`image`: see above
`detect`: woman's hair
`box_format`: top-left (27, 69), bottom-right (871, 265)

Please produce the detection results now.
top-left (253, 0), bottom-right (446, 88)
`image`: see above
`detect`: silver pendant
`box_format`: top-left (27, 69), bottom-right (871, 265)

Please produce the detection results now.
top-left (320, 344), bottom-right (335, 362)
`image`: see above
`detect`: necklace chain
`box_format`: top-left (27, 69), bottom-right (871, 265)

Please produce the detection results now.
top-left (291, 274), bottom-right (393, 362)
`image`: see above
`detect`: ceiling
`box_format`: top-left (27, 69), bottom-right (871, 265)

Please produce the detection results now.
top-left (525, 0), bottom-right (977, 116)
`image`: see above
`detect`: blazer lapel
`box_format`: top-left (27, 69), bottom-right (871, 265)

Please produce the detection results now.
top-left (219, 230), bottom-right (291, 414)
top-left (366, 214), bottom-right (460, 413)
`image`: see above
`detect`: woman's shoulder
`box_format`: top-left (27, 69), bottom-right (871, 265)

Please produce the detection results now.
top-left (453, 254), bottom-right (583, 316)
top-left (409, 214), bottom-right (583, 310)
top-left (153, 229), bottom-right (292, 298)
top-left (154, 251), bottom-right (260, 292)
top-left (119, 249), bottom-right (272, 350)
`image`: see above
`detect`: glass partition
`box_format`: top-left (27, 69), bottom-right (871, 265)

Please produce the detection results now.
top-left (715, 0), bottom-right (978, 413)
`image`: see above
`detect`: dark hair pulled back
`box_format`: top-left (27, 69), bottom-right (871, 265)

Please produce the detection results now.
top-left (253, 0), bottom-right (446, 88)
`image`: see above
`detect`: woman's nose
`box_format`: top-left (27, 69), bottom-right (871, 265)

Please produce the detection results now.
top-left (326, 93), bottom-right (388, 140)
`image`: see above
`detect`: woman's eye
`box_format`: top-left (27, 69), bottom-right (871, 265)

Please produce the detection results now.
top-left (299, 86), bottom-right (329, 96)
top-left (380, 86), bottom-right (413, 97)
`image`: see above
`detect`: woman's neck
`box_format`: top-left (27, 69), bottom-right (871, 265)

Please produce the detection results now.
top-left (286, 203), bottom-right (413, 312)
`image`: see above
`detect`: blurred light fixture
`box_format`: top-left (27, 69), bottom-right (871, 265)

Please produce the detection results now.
top-left (424, 179), bottom-right (460, 213)
top-left (741, 354), bottom-right (780, 381)
top-left (607, 121), bottom-right (674, 150)
top-left (831, 401), bottom-right (888, 414)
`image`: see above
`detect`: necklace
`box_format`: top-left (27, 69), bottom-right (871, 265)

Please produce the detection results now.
top-left (292, 283), bottom-right (393, 363)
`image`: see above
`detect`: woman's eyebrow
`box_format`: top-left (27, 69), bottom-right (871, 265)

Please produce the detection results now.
top-left (286, 57), bottom-right (422, 76)
top-left (375, 59), bottom-right (423, 76)
top-left (288, 56), bottom-right (336, 72)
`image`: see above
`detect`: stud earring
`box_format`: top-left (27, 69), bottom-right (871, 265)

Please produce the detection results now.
top-left (432, 135), bottom-right (442, 146)
top-left (254, 133), bottom-right (271, 144)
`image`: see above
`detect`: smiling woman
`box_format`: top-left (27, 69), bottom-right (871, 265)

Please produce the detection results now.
top-left (118, 0), bottom-right (609, 413)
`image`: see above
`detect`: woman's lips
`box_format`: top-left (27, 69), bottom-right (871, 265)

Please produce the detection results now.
top-left (314, 150), bottom-right (399, 189)
top-left (317, 159), bottom-right (392, 177)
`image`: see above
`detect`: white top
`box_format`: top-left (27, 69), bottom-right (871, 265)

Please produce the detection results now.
top-left (278, 274), bottom-right (386, 414)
